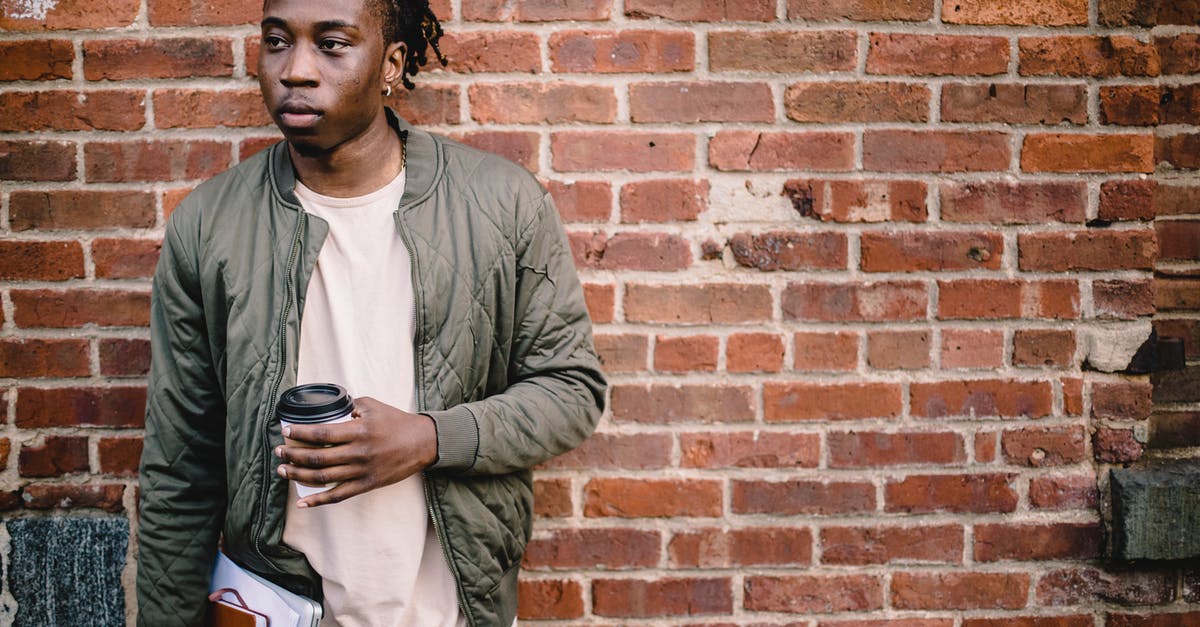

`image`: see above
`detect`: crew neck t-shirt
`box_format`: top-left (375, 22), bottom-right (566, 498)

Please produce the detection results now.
top-left (283, 168), bottom-right (464, 627)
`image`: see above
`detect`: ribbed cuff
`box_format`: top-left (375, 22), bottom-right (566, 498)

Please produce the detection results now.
top-left (424, 405), bottom-right (479, 472)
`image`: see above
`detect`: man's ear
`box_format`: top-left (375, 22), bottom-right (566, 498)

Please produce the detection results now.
top-left (382, 41), bottom-right (407, 91)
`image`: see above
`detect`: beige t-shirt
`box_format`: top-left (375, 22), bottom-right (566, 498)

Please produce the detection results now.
top-left (284, 169), bottom-right (464, 627)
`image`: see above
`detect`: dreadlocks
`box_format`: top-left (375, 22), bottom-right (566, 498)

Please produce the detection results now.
top-left (371, 0), bottom-right (448, 90)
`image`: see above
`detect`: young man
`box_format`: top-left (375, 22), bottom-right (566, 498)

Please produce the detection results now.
top-left (135, 0), bottom-right (606, 624)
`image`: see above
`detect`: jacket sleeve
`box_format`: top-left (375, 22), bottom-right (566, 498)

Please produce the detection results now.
top-left (137, 208), bottom-right (227, 626)
top-left (426, 191), bottom-right (606, 475)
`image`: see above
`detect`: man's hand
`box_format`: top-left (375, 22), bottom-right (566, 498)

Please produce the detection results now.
top-left (274, 397), bottom-right (438, 508)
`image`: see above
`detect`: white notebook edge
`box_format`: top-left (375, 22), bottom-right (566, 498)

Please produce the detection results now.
top-left (210, 551), bottom-right (322, 627)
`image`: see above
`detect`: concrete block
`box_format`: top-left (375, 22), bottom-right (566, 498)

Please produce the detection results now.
top-left (1111, 463), bottom-right (1200, 560)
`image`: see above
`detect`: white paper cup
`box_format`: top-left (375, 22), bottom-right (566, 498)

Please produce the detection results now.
top-left (276, 383), bottom-right (354, 498)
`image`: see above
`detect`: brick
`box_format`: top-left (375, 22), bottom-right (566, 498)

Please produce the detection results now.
top-left (570, 232), bottom-right (691, 271)
top-left (820, 619), bottom-right (956, 627)
top-left (1002, 426), bottom-right (1088, 466)
top-left (1098, 0), bottom-right (1162, 25)
top-left (465, 0), bottom-right (610, 21)
top-left (1023, 134), bottom-right (1155, 173)
top-left (98, 437), bottom-right (142, 476)
top-left (148, 0), bottom-right (260, 25)
top-left (654, 335), bottom-right (718, 372)
top-left (0, 241), bottom-right (85, 281)
top-left (942, 83), bottom-right (1087, 125)
top-left (733, 479), bottom-right (876, 515)
top-left (0, 91), bottom-right (145, 132)
top-left (1162, 84), bottom-right (1200, 125)
top-left (729, 232), bottom-right (848, 271)
top-left (1156, 319), bottom-right (1200, 361)
top-left (93, 238), bottom-right (162, 279)
top-left (540, 432), bottom-right (671, 470)
top-left (386, 84), bottom-right (461, 126)
top-left (611, 384), bottom-right (754, 424)
top-left (627, 0), bottom-right (774, 21)
top-left (941, 329), bottom-right (1005, 369)
top-left (744, 575), bottom-right (884, 613)
top-left (788, 0), bottom-right (934, 21)
top-left (886, 473), bottom-right (1018, 513)
top-left (583, 283), bottom-right (614, 323)
top-left (438, 32), bottom-right (541, 73)
top-left (830, 431), bottom-right (964, 468)
top-left (452, 131), bottom-right (539, 171)
top-left (550, 30), bottom-right (693, 73)
top-left (11, 289), bottom-right (149, 329)
top-left (85, 140), bottom-right (231, 182)
top-left (1038, 567), bottom-right (1175, 606)
top-left (764, 382), bottom-right (903, 422)
top-left (1102, 85), bottom-right (1161, 126)
top-left (861, 231), bottom-right (1002, 272)
top-left (593, 578), bottom-right (732, 617)
top-left (943, 0), bottom-right (1087, 24)
top-left (584, 479), bottom-right (722, 518)
top-left (1013, 329), bottom-right (1076, 367)
top-left (1151, 411), bottom-right (1200, 448)
top-left (864, 130), bottom-right (1010, 172)
top-left (19, 436), bottom-right (89, 477)
top-left (709, 31), bottom-right (857, 72)
top-left (0, 0), bottom-right (137, 29)
top-left (868, 34), bottom-right (1009, 76)
top-left (726, 333), bottom-right (784, 373)
top-left (1100, 180), bottom-right (1157, 222)
top-left (553, 131), bottom-right (694, 172)
top-left (1108, 613), bottom-right (1200, 627)
top-left (620, 180), bottom-right (707, 223)
top-left (680, 432), bottom-right (819, 468)
top-left (1157, 279), bottom-right (1200, 312)
top-left (0, 340), bottom-right (89, 378)
top-left (786, 82), bottom-right (930, 123)
top-left (1158, 220), bottom-right (1200, 261)
top-left (1018, 231), bottom-right (1156, 271)
top-left (470, 83), bottom-right (613, 124)
top-left (10, 191), bottom-right (155, 231)
top-left (821, 524), bottom-right (963, 565)
top-left (1157, 132), bottom-right (1200, 170)
top-left (16, 387), bottom-right (146, 428)
top-left (548, 180), bottom-right (611, 222)
top-left (1065, 378), bottom-right (1085, 416)
top-left (517, 580), bottom-right (583, 620)
top-left (1019, 36), bottom-right (1161, 77)
top-left (784, 179), bottom-right (928, 223)
top-left (22, 484), bottom-right (124, 513)
top-left (153, 89), bottom-right (271, 129)
top-left (941, 181), bottom-right (1087, 224)
top-left (1094, 427), bottom-right (1143, 463)
top-left (524, 528), bottom-right (659, 569)
top-left (912, 379), bottom-right (1052, 419)
top-left (0, 140), bottom-right (77, 181)
top-left (533, 478), bottom-right (571, 517)
top-left (784, 281), bottom-right (928, 322)
top-left (975, 523), bottom-right (1101, 561)
top-left (99, 339), bottom-right (151, 377)
top-left (594, 333), bottom-right (647, 373)
top-left (625, 283), bottom-right (772, 324)
top-left (867, 330), bottom-right (931, 370)
top-left (631, 81), bottom-right (773, 123)
top-left (1158, 34), bottom-right (1200, 75)
top-left (709, 131), bottom-right (855, 172)
top-left (892, 572), bottom-right (1029, 610)
top-left (1029, 475), bottom-right (1099, 510)
top-left (669, 527), bottom-right (812, 568)
top-left (794, 331), bottom-right (859, 372)
top-left (938, 279), bottom-right (1080, 320)
top-left (84, 38), bottom-right (233, 80)
top-left (238, 137), bottom-right (281, 161)
top-left (0, 40), bottom-right (73, 80)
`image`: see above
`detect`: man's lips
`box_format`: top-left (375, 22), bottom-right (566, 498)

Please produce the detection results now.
top-left (277, 103), bottom-right (322, 129)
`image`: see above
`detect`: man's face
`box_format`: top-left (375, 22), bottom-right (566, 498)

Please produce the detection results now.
top-left (258, 0), bottom-right (394, 154)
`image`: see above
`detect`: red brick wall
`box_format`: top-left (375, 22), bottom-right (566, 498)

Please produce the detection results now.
top-left (1, 0), bottom-right (1198, 623)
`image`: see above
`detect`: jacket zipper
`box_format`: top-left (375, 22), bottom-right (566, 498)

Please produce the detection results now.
top-left (393, 209), bottom-right (475, 627)
top-left (253, 209), bottom-right (307, 575)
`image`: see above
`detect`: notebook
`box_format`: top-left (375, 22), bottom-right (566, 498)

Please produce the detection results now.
top-left (209, 552), bottom-right (322, 627)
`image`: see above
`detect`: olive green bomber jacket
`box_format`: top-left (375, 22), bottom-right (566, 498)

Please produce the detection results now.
top-left (136, 113), bottom-right (606, 626)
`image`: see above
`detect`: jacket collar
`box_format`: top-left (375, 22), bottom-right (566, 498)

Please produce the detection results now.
top-left (269, 107), bottom-right (441, 212)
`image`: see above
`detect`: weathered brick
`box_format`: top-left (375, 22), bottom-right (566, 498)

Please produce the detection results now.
top-left (553, 131), bottom-right (694, 172)
top-left (620, 180), bottom-right (706, 223)
top-left (571, 231), bottom-right (691, 271)
top-left (0, 241), bottom-right (85, 281)
top-left (786, 82), bottom-right (930, 123)
top-left (784, 179), bottom-right (928, 223)
top-left (16, 387), bottom-right (146, 428)
top-left (611, 384), bottom-right (754, 424)
top-left (830, 431), bottom-right (964, 468)
top-left (1023, 134), bottom-right (1155, 173)
top-left (942, 83), bottom-right (1087, 125)
top-left (669, 527), bottom-right (812, 568)
top-left (1094, 427), bottom-right (1144, 463)
top-left (92, 238), bottom-right (162, 279)
top-left (464, 0), bottom-right (610, 21)
top-left (911, 379), bottom-right (1053, 418)
top-left (744, 575), bottom-right (884, 613)
top-left (21, 484), bottom-right (125, 513)
top-left (584, 479), bottom-right (722, 518)
top-left (1019, 230), bottom-right (1156, 271)
top-left (533, 478), bottom-right (572, 517)
top-left (942, 329), bottom-right (1005, 370)
top-left (19, 436), bottom-right (89, 477)
top-left (821, 524), bottom-right (963, 564)
top-left (1037, 567), bottom-right (1175, 606)
top-left (0, 91), bottom-right (145, 132)
top-left (550, 30), bottom-right (693, 73)
top-left (625, 283), bottom-right (772, 324)
top-left (631, 81), bottom-right (773, 123)
top-left (99, 339), bottom-right (151, 377)
top-left (84, 38), bottom-right (234, 80)
top-left (0, 40), bottom-right (73, 80)
top-left (860, 231), bottom-right (1003, 272)
top-left (939, 279), bottom-right (1080, 320)
top-left (867, 330), bottom-right (931, 370)
top-left (148, 0), bottom-right (261, 25)
top-left (452, 131), bottom-right (539, 171)
top-left (547, 180), bottom-right (611, 223)
top-left (10, 191), bottom-right (155, 232)
top-left (709, 31), bottom-right (857, 72)
top-left (1013, 329), bottom-right (1076, 367)
top-left (11, 289), bottom-right (149, 328)
top-left (868, 34), bottom-right (1009, 76)
top-left (98, 437), bottom-right (143, 476)
top-left (1019, 36), bottom-right (1161, 77)
top-left (593, 334), bottom-right (647, 373)
top-left (726, 333), bottom-right (785, 373)
top-left (0, 140), bottom-right (77, 181)
top-left (517, 579), bottom-right (583, 620)
top-left (627, 0), bottom-right (774, 21)
top-left (593, 578), bottom-right (732, 617)
top-left (788, 0), bottom-right (934, 21)
top-left (654, 335), bottom-right (718, 372)
top-left (0, 0), bottom-right (138, 29)
top-left (1102, 85), bottom-right (1162, 126)
top-left (730, 232), bottom-right (848, 271)
top-left (943, 0), bottom-right (1087, 25)
top-left (0, 340), bottom-right (90, 378)
top-left (1158, 34), bottom-right (1200, 75)
top-left (470, 83), bottom-right (614, 124)
top-left (764, 382), bottom-right (903, 421)
top-left (1001, 426), bottom-right (1088, 466)
top-left (784, 281), bottom-right (928, 322)
top-left (892, 572), bottom-right (1030, 609)
top-left (386, 84), bottom-right (461, 126)
top-left (864, 131), bottom-right (1010, 172)
top-left (541, 432), bottom-right (671, 470)
top-left (709, 131), bottom-right (855, 172)
top-left (1157, 132), bottom-right (1200, 170)
top-left (1029, 475), bottom-right (1099, 510)
top-left (438, 32), bottom-right (542, 73)
top-left (154, 89), bottom-right (272, 129)
top-left (85, 140), bottom-right (231, 183)
top-left (524, 528), bottom-right (659, 569)
top-left (975, 523), bottom-right (1101, 561)
top-left (1100, 180), bottom-right (1157, 222)
top-left (794, 331), bottom-right (859, 372)
top-left (680, 432), bottom-right (819, 468)
top-left (733, 479), bottom-right (876, 515)
top-left (941, 181), bottom-right (1087, 224)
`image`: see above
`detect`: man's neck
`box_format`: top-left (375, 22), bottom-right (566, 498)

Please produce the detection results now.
top-left (288, 112), bottom-right (405, 198)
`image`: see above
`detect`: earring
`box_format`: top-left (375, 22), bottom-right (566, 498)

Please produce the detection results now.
top-left (384, 84), bottom-right (393, 97)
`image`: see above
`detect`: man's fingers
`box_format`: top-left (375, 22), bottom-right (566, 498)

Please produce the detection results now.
top-left (296, 478), bottom-right (371, 508)
top-left (276, 442), bottom-right (364, 468)
top-left (282, 420), bottom-right (360, 445)
top-left (279, 462), bottom-right (359, 487)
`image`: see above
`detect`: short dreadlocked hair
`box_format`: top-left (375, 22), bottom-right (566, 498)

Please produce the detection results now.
top-left (369, 0), bottom-right (447, 90)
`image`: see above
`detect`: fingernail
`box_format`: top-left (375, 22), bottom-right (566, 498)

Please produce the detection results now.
top-left (297, 501), bottom-right (309, 509)
top-left (282, 426), bottom-right (291, 437)
top-left (274, 446), bottom-right (283, 457)
top-left (276, 466), bottom-right (287, 478)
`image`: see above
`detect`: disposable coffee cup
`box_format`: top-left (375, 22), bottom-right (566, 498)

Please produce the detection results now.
top-left (276, 383), bottom-right (354, 498)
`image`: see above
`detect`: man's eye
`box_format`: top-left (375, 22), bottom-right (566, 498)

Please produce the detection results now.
top-left (264, 36), bottom-right (288, 49)
top-left (319, 40), bottom-right (349, 51)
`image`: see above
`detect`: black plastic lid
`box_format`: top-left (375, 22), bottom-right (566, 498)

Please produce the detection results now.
top-left (276, 383), bottom-right (354, 424)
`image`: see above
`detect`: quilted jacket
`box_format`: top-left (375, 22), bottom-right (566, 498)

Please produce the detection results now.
top-left (136, 112), bottom-right (606, 626)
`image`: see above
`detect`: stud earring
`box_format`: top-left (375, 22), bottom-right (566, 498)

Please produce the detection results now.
top-left (384, 84), bottom-right (393, 97)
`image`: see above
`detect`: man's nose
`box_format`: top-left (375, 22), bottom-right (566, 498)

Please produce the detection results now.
top-left (281, 44), bottom-right (319, 86)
